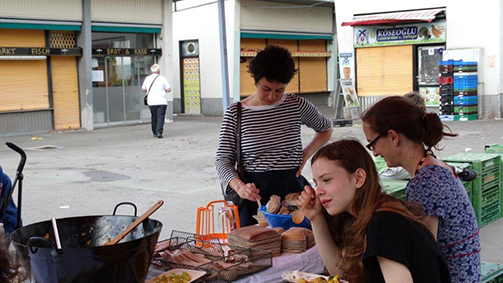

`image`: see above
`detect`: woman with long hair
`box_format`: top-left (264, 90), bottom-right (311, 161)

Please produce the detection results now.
top-left (361, 96), bottom-right (480, 282)
top-left (298, 139), bottom-right (450, 283)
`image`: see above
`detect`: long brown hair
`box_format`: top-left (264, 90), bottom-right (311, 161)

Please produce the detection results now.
top-left (311, 139), bottom-right (426, 282)
top-left (361, 96), bottom-right (457, 151)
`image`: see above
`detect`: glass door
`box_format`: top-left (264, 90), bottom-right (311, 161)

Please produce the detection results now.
top-left (107, 56), bottom-right (126, 123)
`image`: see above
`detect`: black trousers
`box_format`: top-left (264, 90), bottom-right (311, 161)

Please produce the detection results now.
top-left (238, 168), bottom-right (310, 227)
top-left (149, 105), bottom-right (167, 135)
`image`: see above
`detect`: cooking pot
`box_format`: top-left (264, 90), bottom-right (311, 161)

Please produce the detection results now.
top-left (10, 202), bottom-right (162, 283)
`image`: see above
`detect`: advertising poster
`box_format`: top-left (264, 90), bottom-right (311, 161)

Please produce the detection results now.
top-left (419, 86), bottom-right (440, 107)
top-left (354, 20), bottom-right (446, 48)
top-left (338, 52), bottom-right (355, 80)
top-left (340, 79), bottom-right (360, 108)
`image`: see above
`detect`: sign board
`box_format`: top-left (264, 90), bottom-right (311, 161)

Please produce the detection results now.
top-left (0, 47), bottom-right (82, 56)
top-left (354, 20), bottom-right (446, 48)
top-left (338, 52), bottom-right (355, 80)
top-left (92, 48), bottom-right (162, 56)
top-left (340, 79), bottom-right (360, 108)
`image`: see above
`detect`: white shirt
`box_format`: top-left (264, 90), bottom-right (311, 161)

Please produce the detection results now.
top-left (142, 74), bottom-right (171, 106)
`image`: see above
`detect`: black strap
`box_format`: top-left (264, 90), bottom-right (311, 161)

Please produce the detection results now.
top-left (146, 75), bottom-right (160, 98)
top-left (236, 102), bottom-right (245, 177)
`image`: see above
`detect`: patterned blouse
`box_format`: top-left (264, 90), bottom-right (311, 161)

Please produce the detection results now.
top-left (407, 165), bottom-right (481, 283)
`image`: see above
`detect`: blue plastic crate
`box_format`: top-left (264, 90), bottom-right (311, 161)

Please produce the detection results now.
top-left (454, 95), bottom-right (478, 105)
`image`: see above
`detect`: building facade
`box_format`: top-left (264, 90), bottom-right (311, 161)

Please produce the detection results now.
top-left (172, 0), bottom-right (337, 116)
top-left (0, 0), bottom-right (174, 136)
top-left (335, 0), bottom-right (503, 119)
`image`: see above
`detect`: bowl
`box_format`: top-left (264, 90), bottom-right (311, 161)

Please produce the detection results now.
top-left (260, 205), bottom-right (311, 230)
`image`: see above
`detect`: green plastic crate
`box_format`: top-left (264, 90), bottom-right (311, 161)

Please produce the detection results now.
top-left (485, 144), bottom-right (503, 154)
top-left (381, 180), bottom-right (407, 202)
top-left (443, 153), bottom-right (502, 225)
top-left (484, 145), bottom-right (503, 218)
top-left (454, 105), bottom-right (478, 114)
top-left (446, 162), bottom-right (473, 203)
top-left (482, 261), bottom-right (503, 283)
top-left (454, 113), bottom-right (478, 121)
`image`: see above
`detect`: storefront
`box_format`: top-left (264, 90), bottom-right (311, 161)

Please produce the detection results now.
top-left (172, 0), bottom-right (336, 116)
top-left (341, 8), bottom-right (446, 108)
top-left (91, 32), bottom-right (161, 126)
top-left (0, 0), bottom-right (172, 135)
top-left (0, 26), bottom-right (82, 135)
top-left (335, 1), bottom-right (503, 119)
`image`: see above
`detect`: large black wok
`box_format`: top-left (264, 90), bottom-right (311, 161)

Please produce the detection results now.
top-left (10, 202), bottom-right (162, 283)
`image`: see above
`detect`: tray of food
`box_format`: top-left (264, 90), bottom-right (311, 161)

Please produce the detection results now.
top-left (151, 231), bottom-right (272, 282)
top-left (146, 268), bottom-right (207, 283)
top-left (281, 270), bottom-right (348, 283)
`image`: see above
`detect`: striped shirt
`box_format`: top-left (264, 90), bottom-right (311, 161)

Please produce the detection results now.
top-left (215, 93), bottom-right (332, 189)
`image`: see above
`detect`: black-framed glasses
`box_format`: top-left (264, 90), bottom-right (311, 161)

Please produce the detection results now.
top-left (366, 132), bottom-right (385, 151)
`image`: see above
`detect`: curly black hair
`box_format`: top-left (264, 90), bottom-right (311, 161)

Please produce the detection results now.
top-left (248, 45), bottom-right (297, 84)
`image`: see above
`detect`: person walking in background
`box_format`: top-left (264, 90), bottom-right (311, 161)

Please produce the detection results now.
top-left (215, 45), bottom-right (333, 227)
top-left (361, 96), bottom-right (480, 283)
top-left (297, 139), bottom-right (450, 283)
top-left (142, 64), bottom-right (171, 138)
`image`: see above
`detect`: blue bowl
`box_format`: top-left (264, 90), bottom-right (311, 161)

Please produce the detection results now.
top-left (260, 205), bottom-right (311, 230)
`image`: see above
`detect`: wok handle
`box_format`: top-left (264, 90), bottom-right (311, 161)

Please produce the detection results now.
top-left (28, 236), bottom-right (62, 255)
top-left (113, 202), bottom-right (138, 216)
top-left (104, 200), bottom-right (164, 246)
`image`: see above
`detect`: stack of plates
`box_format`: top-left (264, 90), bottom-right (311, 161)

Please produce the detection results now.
top-left (228, 226), bottom-right (281, 257)
top-left (281, 227), bottom-right (315, 254)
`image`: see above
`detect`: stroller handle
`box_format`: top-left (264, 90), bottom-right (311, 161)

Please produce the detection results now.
top-left (6, 142), bottom-right (26, 173)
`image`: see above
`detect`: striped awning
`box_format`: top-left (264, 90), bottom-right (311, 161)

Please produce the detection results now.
top-left (342, 8), bottom-right (445, 26)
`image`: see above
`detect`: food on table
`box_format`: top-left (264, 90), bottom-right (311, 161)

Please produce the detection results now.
top-left (267, 195), bottom-right (281, 213)
top-left (298, 275), bottom-right (340, 283)
top-left (154, 271), bottom-right (192, 283)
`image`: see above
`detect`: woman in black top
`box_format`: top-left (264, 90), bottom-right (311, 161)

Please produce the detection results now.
top-left (297, 139), bottom-right (450, 283)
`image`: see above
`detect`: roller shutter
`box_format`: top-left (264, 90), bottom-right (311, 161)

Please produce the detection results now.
top-left (299, 40), bottom-right (327, 92)
top-left (356, 45), bottom-right (413, 96)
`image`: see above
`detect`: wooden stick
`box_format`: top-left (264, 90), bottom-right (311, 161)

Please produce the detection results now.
top-left (103, 200), bottom-right (164, 246)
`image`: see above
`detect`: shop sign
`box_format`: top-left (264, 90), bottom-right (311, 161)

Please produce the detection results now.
top-left (353, 20), bottom-right (446, 48)
top-left (0, 47), bottom-right (82, 56)
top-left (340, 78), bottom-right (360, 108)
top-left (241, 50), bottom-right (331, 57)
top-left (338, 52), bottom-right (355, 80)
top-left (92, 48), bottom-right (162, 56)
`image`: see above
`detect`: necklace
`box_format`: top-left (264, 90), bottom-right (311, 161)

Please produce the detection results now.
top-left (415, 151), bottom-right (429, 175)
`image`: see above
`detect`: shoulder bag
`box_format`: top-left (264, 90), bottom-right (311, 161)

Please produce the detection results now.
top-left (144, 75), bottom-right (159, 106)
top-left (222, 102), bottom-right (245, 206)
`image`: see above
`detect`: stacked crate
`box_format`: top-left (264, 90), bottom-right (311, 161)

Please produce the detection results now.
top-left (439, 60), bottom-right (454, 119)
top-left (485, 144), bottom-right (503, 217)
top-left (482, 261), bottom-right (503, 283)
top-left (381, 179), bottom-right (407, 202)
top-left (446, 162), bottom-right (473, 203)
top-left (443, 153), bottom-right (502, 227)
top-left (453, 60), bottom-right (478, 121)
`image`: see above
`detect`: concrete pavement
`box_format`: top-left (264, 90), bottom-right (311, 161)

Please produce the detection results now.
top-left (1, 106), bottom-right (502, 263)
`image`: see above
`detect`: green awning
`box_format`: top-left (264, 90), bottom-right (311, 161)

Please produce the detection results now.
top-left (241, 32), bottom-right (332, 40)
top-left (92, 25), bottom-right (161, 33)
top-left (0, 22), bottom-right (81, 31)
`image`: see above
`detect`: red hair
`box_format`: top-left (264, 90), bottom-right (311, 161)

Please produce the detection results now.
top-left (312, 139), bottom-right (426, 282)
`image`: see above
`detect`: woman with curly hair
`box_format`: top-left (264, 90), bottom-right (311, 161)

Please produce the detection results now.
top-left (297, 139), bottom-right (450, 283)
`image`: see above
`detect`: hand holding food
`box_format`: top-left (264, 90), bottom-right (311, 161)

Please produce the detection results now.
top-left (297, 186), bottom-right (322, 221)
top-left (237, 182), bottom-right (261, 202)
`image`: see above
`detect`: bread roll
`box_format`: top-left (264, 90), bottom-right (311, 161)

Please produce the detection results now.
top-left (281, 228), bottom-right (306, 241)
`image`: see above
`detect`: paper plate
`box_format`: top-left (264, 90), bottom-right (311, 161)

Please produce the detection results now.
top-left (281, 270), bottom-right (348, 283)
top-left (146, 268), bottom-right (206, 283)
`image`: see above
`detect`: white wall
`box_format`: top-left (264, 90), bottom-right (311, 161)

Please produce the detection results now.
top-left (0, 0), bottom-right (82, 21)
top-left (172, 0), bottom-right (237, 101)
top-left (334, 0), bottom-right (502, 97)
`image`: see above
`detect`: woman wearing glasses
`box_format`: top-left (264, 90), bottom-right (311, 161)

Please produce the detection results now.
top-left (361, 96), bottom-right (480, 283)
top-left (215, 45), bottom-right (333, 226)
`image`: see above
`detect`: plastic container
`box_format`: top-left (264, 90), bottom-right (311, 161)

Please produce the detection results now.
top-left (454, 95), bottom-right (478, 106)
top-left (260, 205), bottom-right (311, 230)
top-left (481, 261), bottom-right (503, 283)
top-left (381, 180), bottom-right (407, 201)
top-left (454, 105), bottom-right (478, 115)
top-left (454, 114), bottom-right (478, 121)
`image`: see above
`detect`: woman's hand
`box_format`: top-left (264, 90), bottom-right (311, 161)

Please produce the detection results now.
top-left (297, 185), bottom-right (323, 221)
top-left (236, 182), bottom-right (261, 202)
